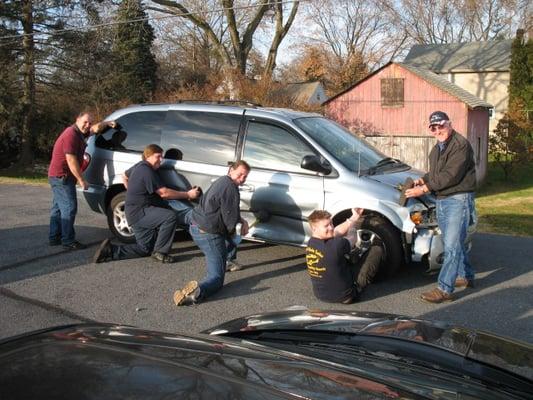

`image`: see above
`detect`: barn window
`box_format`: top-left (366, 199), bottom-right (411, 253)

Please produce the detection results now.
top-left (381, 78), bottom-right (404, 107)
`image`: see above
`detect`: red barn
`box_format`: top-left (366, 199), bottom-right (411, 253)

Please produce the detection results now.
top-left (323, 62), bottom-right (491, 183)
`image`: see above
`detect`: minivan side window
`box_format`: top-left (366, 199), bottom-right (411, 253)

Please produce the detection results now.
top-left (162, 111), bottom-right (241, 165)
top-left (243, 121), bottom-right (315, 174)
top-left (95, 111), bottom-right (166, 152)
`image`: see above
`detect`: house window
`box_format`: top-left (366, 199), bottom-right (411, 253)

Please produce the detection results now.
top-left (381, 78), bottom-right (404, 107)
top-left (488, 107), bottom-right (495, 119)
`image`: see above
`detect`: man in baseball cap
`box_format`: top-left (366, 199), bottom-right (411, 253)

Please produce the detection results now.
top-left (405, 111), bottom-right (477, 303)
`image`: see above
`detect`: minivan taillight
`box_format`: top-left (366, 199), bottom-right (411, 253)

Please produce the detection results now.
top-left (81, 152), bottom-right (91, 172)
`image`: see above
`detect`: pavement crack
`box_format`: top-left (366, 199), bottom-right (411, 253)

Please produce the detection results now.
top-left (0, 286), bottom-right (97, 323)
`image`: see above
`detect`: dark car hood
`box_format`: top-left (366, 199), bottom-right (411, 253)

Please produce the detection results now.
top-left (206, 309), bottom-right (533, 381)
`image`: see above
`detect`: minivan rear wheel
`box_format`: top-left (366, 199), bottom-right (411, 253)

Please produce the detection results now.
top-left (107, 192), bottom-right (135, 243)
top-left (354, 214), bottom-right (403, 281)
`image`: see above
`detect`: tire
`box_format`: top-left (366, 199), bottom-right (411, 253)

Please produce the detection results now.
top-left (354, 214), bottom-right (403, 281)
top-left (107, 192), bottom-right (135, 243)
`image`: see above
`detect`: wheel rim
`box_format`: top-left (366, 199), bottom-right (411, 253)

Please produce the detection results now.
top-left (356, 228), bottom-right (387, 259)
top-left (113, 200), bottom-right (134, 238)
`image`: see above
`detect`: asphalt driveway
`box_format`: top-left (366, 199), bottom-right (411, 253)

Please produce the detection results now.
top-left (1, 183), bottom-right (532, 343)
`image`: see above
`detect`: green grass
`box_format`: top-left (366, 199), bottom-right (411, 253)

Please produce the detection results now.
top-left (476, 162), bottom-right (533, 237)
top-left (0, 164), bottom-right (48, 185)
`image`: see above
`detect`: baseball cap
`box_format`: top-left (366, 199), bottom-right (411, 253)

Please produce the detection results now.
top-left (429, 111), bottom-right (450, 126)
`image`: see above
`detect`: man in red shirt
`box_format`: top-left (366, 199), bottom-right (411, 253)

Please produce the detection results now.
top-left (48, 110), bottom-right (115, 250)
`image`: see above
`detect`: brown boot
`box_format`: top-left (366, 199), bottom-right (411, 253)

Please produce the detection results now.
top-left (455, 277), bottom-right (474, 288)
top-left (420, 288), bottom-right (453, 304)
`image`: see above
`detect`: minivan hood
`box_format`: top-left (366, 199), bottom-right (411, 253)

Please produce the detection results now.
top-left (365, 168), bottom-right (424, 189)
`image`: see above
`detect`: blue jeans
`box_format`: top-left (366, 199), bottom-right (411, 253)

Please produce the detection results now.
top-left (436, 192), bottom-right (476, 293)
top-left (189, 224), bottom-right (232, 299)
top-left (49, 176), bottom-right (78, 245)
top-left (114, 207), bottom-right (177, 259)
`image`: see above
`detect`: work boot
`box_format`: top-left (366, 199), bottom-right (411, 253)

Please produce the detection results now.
top-left (226, 260), bottom-right (244, 272)
top-left (420, 287), bottom-right (453, 304)
top-left (93, 238), bottom-right (113, 263)
top-left (151, 251), bottom-right (177, 263)
top-left (455, 277), bottom-right (474, 288)
top-left (173, 280), bottom-right (200, 306)
top-left (62, 240), bottom-right (87, 250)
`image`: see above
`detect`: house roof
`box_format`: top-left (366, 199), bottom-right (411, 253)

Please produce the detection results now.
top-left (323, 62), bottom-right (492, 109)
top-left (403, 39), bottom-right (512, 73)
top-left (400, 63), bottom-right (492, 108)
top-left (273, 81), bottom-right (325, 104)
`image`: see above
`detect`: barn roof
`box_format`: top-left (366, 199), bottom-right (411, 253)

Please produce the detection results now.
top-left (323, 62), bottom-right (492, 109)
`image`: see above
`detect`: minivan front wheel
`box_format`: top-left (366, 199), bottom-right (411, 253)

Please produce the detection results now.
top-left (107, 192), bottom-right (135, 243)
top-left (353, 214), bottom-right (403, 281)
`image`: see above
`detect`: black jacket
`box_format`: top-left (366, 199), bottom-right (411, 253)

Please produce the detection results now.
top-left (191, 175), bottom-right (240, 236)
top-left (423, 131), bottom-right (476, 198)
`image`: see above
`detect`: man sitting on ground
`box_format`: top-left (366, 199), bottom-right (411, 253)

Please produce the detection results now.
top-left (306, 208), bottom-right (383, 304)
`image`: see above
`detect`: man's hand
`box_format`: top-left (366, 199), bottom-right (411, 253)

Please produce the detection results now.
top-left (78, 178), bottom-right (89, 190)
top-left (349, 207), bottom-right (364, 223)
top-left (187, 186), bottom-right (201, 200)
top-left (405, 185), bottom-right (427, 198)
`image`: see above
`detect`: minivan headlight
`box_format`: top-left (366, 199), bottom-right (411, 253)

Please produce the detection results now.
top-left (409, 205), bottom-right (437, 227)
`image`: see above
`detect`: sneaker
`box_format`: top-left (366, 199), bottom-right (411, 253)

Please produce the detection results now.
top-left (173, 280), bottom-right (200, 306)
top-left (455, 277), bottom-right (474, 288)
top-left (62, 240), bottom-right (87, 250)
top-left (420, 287), bottom-right (453, 304)
top-left (226, 260), bottom-right (243, 272)
top-left (93, 239), bottom-right (113, 263)
top-left (151, 251), bottom-right (177, 263)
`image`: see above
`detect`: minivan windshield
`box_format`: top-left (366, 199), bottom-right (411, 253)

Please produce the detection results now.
top-left (294, 117), bottom-right (408, 175)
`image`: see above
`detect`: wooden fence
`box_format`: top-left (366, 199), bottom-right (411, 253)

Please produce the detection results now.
top-left (364, 135), bottom-right (434, 173)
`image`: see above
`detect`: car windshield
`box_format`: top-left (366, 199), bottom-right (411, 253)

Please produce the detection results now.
top-left (294, 117), bottom-right (406, 175)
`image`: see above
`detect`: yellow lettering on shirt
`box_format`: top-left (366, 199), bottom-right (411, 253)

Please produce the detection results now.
top-left (306, 246), bottom-right (326, 278)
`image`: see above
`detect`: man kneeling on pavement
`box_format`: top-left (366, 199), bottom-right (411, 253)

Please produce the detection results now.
top-left (306, 208), bottom-right (383, 304)
top-left (173, 160), bottom-right (250, 306)
top-left (93, 144), bottom-right (201, 264)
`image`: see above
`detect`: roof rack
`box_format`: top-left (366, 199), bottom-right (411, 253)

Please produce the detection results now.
top-left (175, 99), bottom-right (262, 108)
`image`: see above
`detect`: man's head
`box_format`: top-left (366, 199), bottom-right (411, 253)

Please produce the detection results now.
top-left (75, 111), bottom-right (93, 135)
top-left (228, 160), bottom-right (251, 186)
top-left (142, 144), bottom-right (164, 169)
top-left (428, 111), bottom-right (453, 143)
top-left (308, 210), bottom-right (334, 240)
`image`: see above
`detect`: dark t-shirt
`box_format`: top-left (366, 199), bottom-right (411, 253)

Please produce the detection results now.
top-left (306, 236), bottom-right (355, 302)
top-left (125, 161), bottom-right (169, 225)
top-left (48, 125), bottom-right (86, 178)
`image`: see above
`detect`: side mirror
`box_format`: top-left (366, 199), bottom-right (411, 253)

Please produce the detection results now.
top-left (300, 154), bottom-right (332, 175)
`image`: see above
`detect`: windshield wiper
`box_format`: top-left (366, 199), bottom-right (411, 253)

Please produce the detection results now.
top-left (367, 158), bottom-right (405, 175)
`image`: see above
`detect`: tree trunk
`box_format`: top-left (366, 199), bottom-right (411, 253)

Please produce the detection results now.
top-left (263, 1), bottom-right (299, 80)
top-left (18, 0), bottom-right (36, 168)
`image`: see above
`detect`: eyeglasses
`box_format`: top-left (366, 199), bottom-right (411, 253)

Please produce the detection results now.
top-left (429, 124), bottom-right (446, 132)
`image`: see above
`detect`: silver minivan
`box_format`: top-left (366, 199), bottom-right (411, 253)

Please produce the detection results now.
top-left (81, 103), bottom-right (460, 278)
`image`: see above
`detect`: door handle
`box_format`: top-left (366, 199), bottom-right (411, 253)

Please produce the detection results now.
top-left (239, 184), bottom-right (255, 192)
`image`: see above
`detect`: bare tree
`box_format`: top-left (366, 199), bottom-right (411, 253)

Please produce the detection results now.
top-left (382, 0), bottom-right (527, 44)
top-left (147, 0), bottom-right (299, 96)
top-left (303, 0), bottom-right (406, 71)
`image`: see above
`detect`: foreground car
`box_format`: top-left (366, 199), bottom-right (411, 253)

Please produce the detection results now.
top-left (1, 310), bottom-right (531, 399)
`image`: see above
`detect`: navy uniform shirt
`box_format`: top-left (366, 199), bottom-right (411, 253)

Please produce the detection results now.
top-left (306, 236), bottom-right (355, 303)
top-left (125, 161), bottom-right (168, 225)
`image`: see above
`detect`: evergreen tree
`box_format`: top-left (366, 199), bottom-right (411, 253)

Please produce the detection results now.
top-left (490, 29), bottom-right (532, 176)
top-left (108, 0), bottom-right (157, 104)
top-left (508, 29), bottom-right (530, 105)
